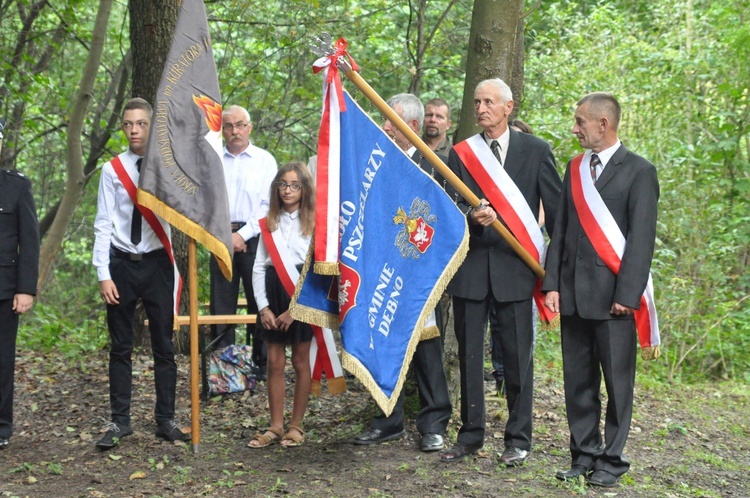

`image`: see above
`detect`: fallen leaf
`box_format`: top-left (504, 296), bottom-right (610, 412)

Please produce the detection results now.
top-left (109, 454), bottom-right (122, 460)
top-left (130, 471), bottom-right (147, 480)
top-left (27, 476), bottom-right (38, 484)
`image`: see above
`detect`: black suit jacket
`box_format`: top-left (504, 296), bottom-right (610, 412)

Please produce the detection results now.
top-left (411, 149), bottom-right (448, 186)
top-left (447, 128), bottom-right (561, 301)
top-left (542, 144), bottom-right (659, 319)
top-left (0, 169), bottom-right (40, 300)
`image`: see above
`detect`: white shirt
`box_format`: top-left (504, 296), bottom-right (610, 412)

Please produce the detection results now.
top-left (484, 127), bottom-right (510, 166)
top-left (252, 209), bottom-right (312, 311)
top-left (92, 149), bottom-right (171, 281)
top-left (222, 142), bottom-right (278, 241)
top-left (588, 139), bottom-right (622, 181)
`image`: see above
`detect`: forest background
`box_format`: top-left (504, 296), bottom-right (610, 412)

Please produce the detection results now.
top-left (0, 0), bottom-right (748, 388)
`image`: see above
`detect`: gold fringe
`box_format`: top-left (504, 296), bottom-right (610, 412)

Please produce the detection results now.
top-left (290, 245), bottom-right (340, 329)
top-left (419, 325), bottom-right (440, 341)
top-left (541, 314), bottom-right (560, 331)
top-left (325, 376), bottom-right (348, 395)
top-left (310, 379), bottom-right (322, 397)
top-left (314, 261), bottom-right (340, 275)
top-left (137, 189), bottom-right (233, 280)
top-left (641, 345), bottom-right (661, 361)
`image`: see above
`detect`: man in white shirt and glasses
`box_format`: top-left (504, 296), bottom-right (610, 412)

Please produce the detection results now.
top-left (210, 105), bottom-right (277, 374)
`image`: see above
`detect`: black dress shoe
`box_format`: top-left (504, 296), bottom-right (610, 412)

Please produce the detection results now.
top-left (95, 422), bottom-right (133, 450)
top-left (419, 433), bottom-right (444, 452)
top-left (155, 420), bottom-right (190, 442)
top-left (499, 446), bottom-right (530, 466)
top-left (440, 442), bottom-right (481, 462)
top-left (353, 427), bottom-right (406, 445)
top-left (555, 464), bottom-right (589, 481)
top-left (586, 470), bottom-right (619, 487)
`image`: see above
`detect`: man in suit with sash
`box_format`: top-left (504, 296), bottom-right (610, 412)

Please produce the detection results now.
top-left (542, 92), bottom-right (659, 487)
top-left (442, 79), bottom-right (562, 464)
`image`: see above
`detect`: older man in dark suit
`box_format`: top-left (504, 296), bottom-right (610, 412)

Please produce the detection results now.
top-left (543, 92), bottom-right (659, 487)
top-left (442, 79), bottom-right (562, 464)
top-left (0, 117), bottom-right (40, 450)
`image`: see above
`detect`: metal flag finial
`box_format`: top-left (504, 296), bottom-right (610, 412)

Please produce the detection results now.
top-left (310, 33), bottom-right (333, 57)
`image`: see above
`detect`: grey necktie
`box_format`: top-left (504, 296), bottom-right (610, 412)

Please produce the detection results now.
top-left (490, 140), bottom-right (503, 167)
top-left (590, 153), bottom-right (601, 182)
top-left (131, 158), bottom-right (142, 245)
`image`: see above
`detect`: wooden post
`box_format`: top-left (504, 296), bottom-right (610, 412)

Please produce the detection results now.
top-left (340, 65), bottom-right (545, 279)
top-left (189, 237), bottom-right (200, 453)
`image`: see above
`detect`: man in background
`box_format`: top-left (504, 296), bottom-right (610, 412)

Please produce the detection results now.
top-left (422, 98), bottom-right (453, 157)
top-left (210, 105), bottom-right (277, 374)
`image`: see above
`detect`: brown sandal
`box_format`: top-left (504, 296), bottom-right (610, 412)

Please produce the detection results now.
top-left (280, 425), bottom-right (305, 448)
top-left (248, 427), bottom-right (283, 448)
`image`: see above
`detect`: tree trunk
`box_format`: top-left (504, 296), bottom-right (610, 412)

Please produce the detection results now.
top-left (37, 0), bottom-right (113, 291)
top-left (455, 0), bottom-right (523, 142)
top-left (510, 13), bottom-right (525, 116)
top-left (128, 0), bottom-right (182, 348)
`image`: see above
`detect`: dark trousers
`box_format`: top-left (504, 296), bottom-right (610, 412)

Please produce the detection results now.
top-left (0, 299), bottom-right (19, 439)
top-left (209, 237), bottom-right (264, 366)
top-left (561, 313), bottom-right (637, 477)
top-left (370, 336), bottom-right (451, 435)
top-left (453, 296), bottom-right (534, 449)
top-left (107, 252), bottom-right (176, 425)
top-left (489, 306), bottom-right (505, 378)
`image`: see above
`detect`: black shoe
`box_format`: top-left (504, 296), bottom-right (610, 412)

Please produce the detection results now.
top-left (440, 442), bottom-right (482, 462)
top-left (556, 464), bottom-right (590, 481)
top-left (0, 437), bottom-right (8, 450)
top-left (155, 420), bottom-right (190, 442)
top-left (586, 470), bottom-right (619, 487)
top-left (419, 433), bottom-right (444, 452)
top-left (95, 422), bottom-right (133, 450)
top-left (499, 446), bottom-right (530, 466)
top-left (353, 427), bottom-right (406, 445)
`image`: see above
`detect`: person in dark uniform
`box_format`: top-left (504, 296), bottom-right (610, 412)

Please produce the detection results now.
top-left (353, 93), bottom-right (451, 453)
top-left (0, 117), bottom-right (40, 450)
top-left (92, 98), bottom-right (188, 449)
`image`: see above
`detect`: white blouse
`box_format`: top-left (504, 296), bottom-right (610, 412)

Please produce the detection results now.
top-left (252, 209), bottom-right (312, 311)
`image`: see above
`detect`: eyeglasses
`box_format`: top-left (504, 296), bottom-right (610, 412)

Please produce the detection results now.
top-left (276, 181), bottom-right (302, 192)
top-left (222, 122), bottom-right (248, 132)
top-left (122, 121), bottom-right (149, 130)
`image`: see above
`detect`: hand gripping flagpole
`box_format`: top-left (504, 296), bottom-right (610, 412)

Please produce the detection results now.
top-left (312, 35), bottom-right (545, 280)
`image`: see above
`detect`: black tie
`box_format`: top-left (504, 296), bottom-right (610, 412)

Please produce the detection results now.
top-left (590, 153), bottom-right (601, 182)
top-left (131, 158), bottom-right (142, 245)
top-left (490, 140), bottom-right (503, 167)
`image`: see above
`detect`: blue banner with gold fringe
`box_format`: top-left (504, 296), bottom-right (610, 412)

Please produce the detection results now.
top-left (292, 91), bottom-right (467, 415)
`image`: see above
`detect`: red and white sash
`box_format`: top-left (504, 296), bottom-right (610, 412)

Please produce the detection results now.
top-left (453, 134), bottom-right (557, 323)
top-left (111, 155), bottom-right (182, 314)
top-left (259, 218), bottom-right (346, 394)
top-left (570, 154), bottom-right (660, 358)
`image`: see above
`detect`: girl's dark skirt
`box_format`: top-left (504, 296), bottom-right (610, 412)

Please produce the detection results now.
top-left (258, 265), bottom-right (313, 345)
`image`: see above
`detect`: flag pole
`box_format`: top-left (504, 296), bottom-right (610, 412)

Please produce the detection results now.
top-left (338, 63), bottom-right (545, 280)
top-left (188, 236), bottom-right (201, 453)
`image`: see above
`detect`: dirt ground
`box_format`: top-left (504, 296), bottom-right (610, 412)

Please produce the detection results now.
top-left (1, 348), bottom-right (748, 498)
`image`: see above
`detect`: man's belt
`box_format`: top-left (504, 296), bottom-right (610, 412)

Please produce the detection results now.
top-left (110, 246), bottom-right (167, 261)
top-left (231, 222), bottom-right (246, 232)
